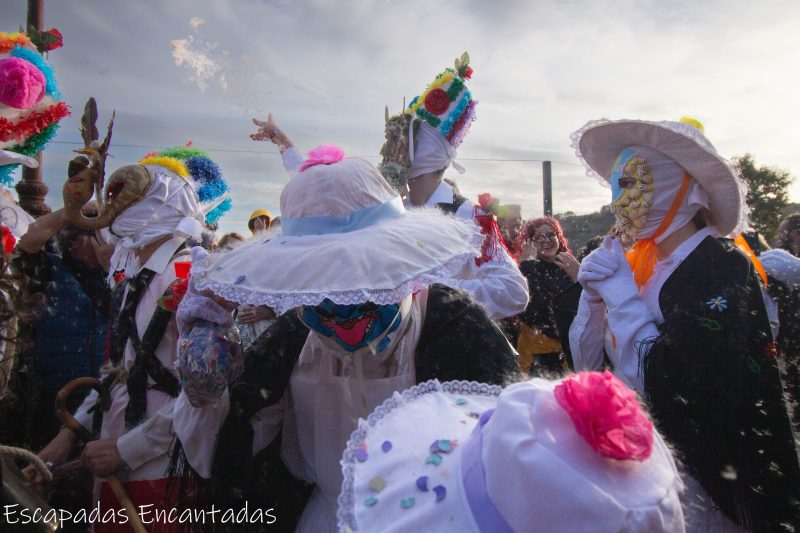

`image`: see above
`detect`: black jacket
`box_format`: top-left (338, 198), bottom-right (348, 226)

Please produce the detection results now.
top-left (643, 236), bottom-right (800, 530)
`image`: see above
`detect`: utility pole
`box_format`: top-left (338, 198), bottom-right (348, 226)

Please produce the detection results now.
top-left (542, 161), bottom-right (552, 216)
top-left (16, 0), bottom-right (51, 217)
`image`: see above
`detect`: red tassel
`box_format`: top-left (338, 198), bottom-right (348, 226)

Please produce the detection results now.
top-left (473, 209), bottom-right (510, 266)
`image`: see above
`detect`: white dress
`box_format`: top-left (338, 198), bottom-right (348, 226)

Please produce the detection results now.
top-left (250, 295), bottom-right (424, 532)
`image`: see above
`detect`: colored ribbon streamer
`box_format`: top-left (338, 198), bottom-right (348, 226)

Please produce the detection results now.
top-left (626, 173), bottom-right (692, 288)
top-left (460, 410), bottom-right (514, 533)
top-left (281, 196), bottom-right (405, 237)
top-left (733, 234), bottom-right (768, 286)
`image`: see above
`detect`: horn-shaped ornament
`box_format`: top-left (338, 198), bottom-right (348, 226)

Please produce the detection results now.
top-left (63, 163), bottom-right (152, 231)
top-left (62, 97), bottom-right (137, 231)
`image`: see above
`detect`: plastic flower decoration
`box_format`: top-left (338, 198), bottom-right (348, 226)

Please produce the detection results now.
top-left (554, 370), bottom-right (654, 461)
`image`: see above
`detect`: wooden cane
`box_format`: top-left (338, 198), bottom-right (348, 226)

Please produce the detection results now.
top-left (55, 377), bottom-right (147, 533)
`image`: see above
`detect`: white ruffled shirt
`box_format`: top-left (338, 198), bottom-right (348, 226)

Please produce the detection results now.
top-left (74, 240), bottom-right (227, 481)
top-left (417, 180), bottom-right (528, 319)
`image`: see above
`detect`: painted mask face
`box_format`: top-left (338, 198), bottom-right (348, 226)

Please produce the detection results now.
top-left (610, 149), bottom-right (655, 238)
top-left (302, 300), bottom-right (401, 353)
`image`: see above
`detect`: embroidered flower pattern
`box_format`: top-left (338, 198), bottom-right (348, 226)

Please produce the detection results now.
top-left (706, 296), bottom-right (727, 312)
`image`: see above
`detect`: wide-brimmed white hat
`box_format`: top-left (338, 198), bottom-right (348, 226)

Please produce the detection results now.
top-left (571, 118), bottom-right (746, 236)
top-left (192, 146), bottom-right (483, 314)
top-left (338, 372), bottom-right (684, 533)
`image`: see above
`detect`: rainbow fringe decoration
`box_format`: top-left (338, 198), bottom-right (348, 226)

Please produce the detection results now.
top-left (205, 197), bottom-right (231, 225)
top-left (0, 121), bottom-right (61, 186)
top-left (1, 36), bottom-right (69, 187)
top-left (11, 45), bottom-right (61, 99)
top-left (407, 54), bottom-right (477, 148)
top-left (139, 145), bottom-right (231, 225)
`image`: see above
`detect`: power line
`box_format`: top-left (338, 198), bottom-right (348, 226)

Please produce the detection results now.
top-left (48, 140), bottom-right (584, 166)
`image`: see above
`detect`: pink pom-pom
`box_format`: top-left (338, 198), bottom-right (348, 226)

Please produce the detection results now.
top-left (299, 144), bottom-right (345, 172)
top-left (0, 57), bottom-right (46, 110)
top-left (554, 370), bottom-right (654, 461)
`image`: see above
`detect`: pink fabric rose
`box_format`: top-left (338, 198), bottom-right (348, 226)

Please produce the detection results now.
top-left (299, 144), bottom-right (345, 172)
top-left (0, 57), bottom-right (46, 109)
top-left (554, 370), bottom-right (654, 461)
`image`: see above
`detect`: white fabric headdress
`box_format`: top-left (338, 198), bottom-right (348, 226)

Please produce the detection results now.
top-left (108, 166), bottom-right (203, 278)
top-left (408, 121), bottom-right (465, 179)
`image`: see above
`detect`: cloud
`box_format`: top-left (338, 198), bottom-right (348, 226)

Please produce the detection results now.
top-left (13, 0), bottom-right (800, 242)
top-left (170, 35), bottom-right (229, 92)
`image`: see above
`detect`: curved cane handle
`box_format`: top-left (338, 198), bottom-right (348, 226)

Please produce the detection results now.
top-left (55, 377), bottom-right (108, 442)
top-left (54, 378), bottom-right (146, 533)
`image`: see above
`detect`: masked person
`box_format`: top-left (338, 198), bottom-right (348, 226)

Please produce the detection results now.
top-left (36, 144), bottom-right (232, 530)
top-left (251, 54), bottom-right (528, 321)
top-left (569, 117), bottom-right (800, 530)
top-left (177, 145), bottom-right (518, 532)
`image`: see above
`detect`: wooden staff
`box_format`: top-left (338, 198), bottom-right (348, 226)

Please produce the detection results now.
top-left (55, 377), bottom-right (147, 533)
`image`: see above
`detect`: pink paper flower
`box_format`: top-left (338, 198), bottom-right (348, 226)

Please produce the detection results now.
top-left (299, 144), bottom-right (345, 172)
top-left (0, 57), bottom-right (46, 109)
top-left (554, 370), bottom-right (654, 461)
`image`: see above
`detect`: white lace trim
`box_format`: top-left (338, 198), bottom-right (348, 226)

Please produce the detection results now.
top-left (569, 118), bottom-right (750, 237)
top-left (569, 117), bottom-right (615, 187)
top-left (191, 231), bottom-right (485, 315)
top-left (336, 379), bottom-right (501, 531)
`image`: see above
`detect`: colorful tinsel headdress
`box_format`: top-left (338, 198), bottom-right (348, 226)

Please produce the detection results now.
top-left (407, 52), bottom-right (477, 149)
top-left (139, 144), bottom-right (232, 225)
top-left (0, 30), bottom-right (69, 187)
top-left (378, 53), bottom-right (477, 191)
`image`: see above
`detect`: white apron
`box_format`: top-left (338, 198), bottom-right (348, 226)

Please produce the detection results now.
top-left (283, 296), bottom-right (423, 532)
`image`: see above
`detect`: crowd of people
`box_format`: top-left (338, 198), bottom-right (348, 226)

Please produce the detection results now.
top-left (1, 37), bottom-right (800, 533)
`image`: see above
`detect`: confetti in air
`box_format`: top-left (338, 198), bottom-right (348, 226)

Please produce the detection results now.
top-left (170, 17), bottom-right (229, 92)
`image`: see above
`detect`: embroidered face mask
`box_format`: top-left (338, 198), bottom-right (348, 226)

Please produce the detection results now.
top-left (301, 300), bottom-right (402, 353)
top-left (610, 148), bottom-right (655, 238)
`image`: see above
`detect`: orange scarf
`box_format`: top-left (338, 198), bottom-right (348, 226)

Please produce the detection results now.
top-left (734, 234), bottom-right (768, 286)
top-left (626, 173), bottom-right (692, 288)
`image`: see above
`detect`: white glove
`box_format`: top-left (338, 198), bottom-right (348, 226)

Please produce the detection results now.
top-left (577, 238), bottom-right (618, 285)
top-left (584, 238), bottom-right (642, 310)
top-left (583, 238), bottom-right (658, 394)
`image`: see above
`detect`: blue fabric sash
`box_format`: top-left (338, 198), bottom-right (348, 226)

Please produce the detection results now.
top-left (281, 196), bottom-right (405, 237)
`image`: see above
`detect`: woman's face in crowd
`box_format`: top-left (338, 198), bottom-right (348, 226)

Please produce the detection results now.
top-left (532, 223), bottom-right (559, 261)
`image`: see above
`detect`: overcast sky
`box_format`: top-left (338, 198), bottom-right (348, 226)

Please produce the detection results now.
top-left (6, 0), bottom-right (800, 236)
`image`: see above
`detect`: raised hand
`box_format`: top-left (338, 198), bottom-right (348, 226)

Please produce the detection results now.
top-left (250, 113), bottom-right (293, 149)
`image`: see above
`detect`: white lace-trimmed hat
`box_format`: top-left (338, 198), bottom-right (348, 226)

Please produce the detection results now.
top-left (338, 372), bottom-right (684, 533)
top-left (571, 118), bottom-right (746, 236)
top-left (191, 145), bottom-right (483, 314)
